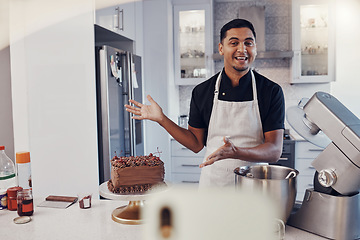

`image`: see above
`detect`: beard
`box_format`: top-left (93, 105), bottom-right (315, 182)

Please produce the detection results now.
top-left (232, 65), bottom-right (249, 72)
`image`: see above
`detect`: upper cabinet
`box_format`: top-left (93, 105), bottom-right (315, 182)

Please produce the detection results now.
top-left (292, 0), bottom-right (335, 83)
top-left (173, 3), bottom-right (213, 85)
top-left (95, 1), bottom-right (136, 40)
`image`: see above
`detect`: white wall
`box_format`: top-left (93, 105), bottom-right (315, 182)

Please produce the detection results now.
top-left (0, 0), bottom-right (15, 160)
top-left (9, 0), bottom-right (99, 198)
top-left (332, 0), bottom-right (360, 118)
top-left (142, 0), bottom-right (173, 180)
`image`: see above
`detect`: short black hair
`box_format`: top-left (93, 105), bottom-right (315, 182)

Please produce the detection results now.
top-left (220, 19), bottom-right (256, 43)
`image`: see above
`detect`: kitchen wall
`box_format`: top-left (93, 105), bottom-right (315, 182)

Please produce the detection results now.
top-left (8, 0), bottom-right (99, 198)
top-left (0, 0), bottom-right (15, 160)
top-left (178, 0), bottom-right (332, 135)
top-left (332, 0), bottom-right (360, 117)
top-left (142, 0), bottom-right (174, 180)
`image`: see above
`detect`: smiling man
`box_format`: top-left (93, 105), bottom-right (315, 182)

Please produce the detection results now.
top-left (125, 19), bottom-right (285, 188)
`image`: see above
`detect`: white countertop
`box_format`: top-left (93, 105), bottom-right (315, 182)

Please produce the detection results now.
top-left (0, 199), bottom-right (142, 240)
top-left (0, 198), bottom-right (327, 240)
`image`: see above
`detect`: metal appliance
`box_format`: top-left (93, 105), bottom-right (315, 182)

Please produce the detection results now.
top-left (95, 45), bottom-right (144, 185)
top-left (286, 92), bottom-right (360, 239)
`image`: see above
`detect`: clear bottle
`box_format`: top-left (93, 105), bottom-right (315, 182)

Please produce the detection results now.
top-left (16, 152), bottom-right (32, 189)
top-left (0, 146), bottom-right (17, 190)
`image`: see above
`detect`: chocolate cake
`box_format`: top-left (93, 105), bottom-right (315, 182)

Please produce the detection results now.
top-left (107, 153), bottom-right (165, 194)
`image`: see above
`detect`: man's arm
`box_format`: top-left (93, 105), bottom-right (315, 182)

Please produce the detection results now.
top-left (157, 115), bottom-right (205, 153)
top-left (125, 95), bottom-right (205, 153)
top-left (200, 129), bottom-right (284, 167)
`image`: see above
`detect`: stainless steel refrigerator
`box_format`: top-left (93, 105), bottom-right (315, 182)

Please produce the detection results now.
top-left (95, 45), bottom-right (144, 184)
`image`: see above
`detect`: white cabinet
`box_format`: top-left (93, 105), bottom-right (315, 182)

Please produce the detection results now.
top-left (95, 1), bottom-right (136, 40)
top-left (291, 0), bottom-right (335, 83)
top-left (294, 141), bottom-right (324, 201)
top-left (170, 139), bottom-right (206, 184)
top-left (173, 3), bottom-right (213, 85)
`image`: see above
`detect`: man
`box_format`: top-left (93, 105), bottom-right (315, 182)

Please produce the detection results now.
top-left (125, 19), bottom-right (285, 187)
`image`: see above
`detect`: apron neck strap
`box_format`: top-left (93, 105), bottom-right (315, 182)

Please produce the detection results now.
top-left (214, 71), bottom-right (221, 95)
top-left (250, 70), bottom-right (258, 101)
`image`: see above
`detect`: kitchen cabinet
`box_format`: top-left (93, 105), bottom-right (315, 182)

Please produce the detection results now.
top-left (171, 139), bottom-right (205, 184)
top-left (270, 139), bottom-right (295, 169)
top-left (291, 0), bottom-right (335, 83)
top-left (294, 141), bottom-right (323, 201)
top-left (95, 1), bottom-right (136, 40)
top-left (173, 3), bottom-right (213, 85)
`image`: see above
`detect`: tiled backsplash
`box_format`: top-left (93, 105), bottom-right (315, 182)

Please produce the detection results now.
top-left (178, 0), bottom-right (330, 133)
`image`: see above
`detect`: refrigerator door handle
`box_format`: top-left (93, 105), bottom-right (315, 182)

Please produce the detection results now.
top-left (128, 52), bottom-right (137, 156)
top-left (99, 47), bottom-right (111, 180)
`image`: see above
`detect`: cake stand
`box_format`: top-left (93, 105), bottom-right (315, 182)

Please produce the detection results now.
top-left (99, 181), bottom-right (167, 225)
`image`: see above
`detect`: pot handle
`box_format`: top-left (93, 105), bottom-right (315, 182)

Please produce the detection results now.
top-left (285, 171), bottom-right (297, 179)
top-left (235, 166), bottom-right (251, 176)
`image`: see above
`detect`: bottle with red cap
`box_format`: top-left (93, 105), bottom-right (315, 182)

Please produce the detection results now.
top-left (16, 151), bottom-right (32, 190)
top-left (0, 146), bottom-right (17, 191)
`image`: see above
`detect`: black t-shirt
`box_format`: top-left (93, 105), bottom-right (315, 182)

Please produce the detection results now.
top-left (188, 69), bottom-right (285, 144)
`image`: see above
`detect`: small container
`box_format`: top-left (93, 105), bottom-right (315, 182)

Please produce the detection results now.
top-left (7, 186), bottom-right (23, 211)
top-left (78, 193), bottom-right (92, 209)
top-left (0, 189), bottom-right (7, 210)
top-left (17, 189), bottom-right (33, 216)
top-left (16, 152), bottom-right (32, 190)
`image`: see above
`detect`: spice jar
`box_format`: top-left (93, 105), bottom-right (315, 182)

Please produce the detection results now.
top-left (7, 186), bottom-right (23, 211)
top-left (17, 189), bottom-right (33, 216)
top-left (0, 189), bottom-right (7, 210)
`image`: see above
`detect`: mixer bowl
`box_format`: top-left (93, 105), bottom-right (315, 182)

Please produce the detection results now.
top-left (234, 165), bottom-right (298, 223)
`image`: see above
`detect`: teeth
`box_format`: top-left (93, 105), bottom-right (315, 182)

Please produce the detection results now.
top-left (236, 57), bottom-right (246, 60)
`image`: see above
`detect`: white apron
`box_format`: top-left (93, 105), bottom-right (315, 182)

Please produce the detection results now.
top-left (199, 70), bottom-right (265, 188)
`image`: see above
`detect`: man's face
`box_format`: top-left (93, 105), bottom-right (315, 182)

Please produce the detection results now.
top-left (219, 27), bottom-right (257, 75)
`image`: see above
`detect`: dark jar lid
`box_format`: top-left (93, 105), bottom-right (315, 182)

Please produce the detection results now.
top-left (7, 187), bottom-right (23, 197)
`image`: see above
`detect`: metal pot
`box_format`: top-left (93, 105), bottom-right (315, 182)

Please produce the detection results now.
top-left (234, 165), bottom-right (298, 223)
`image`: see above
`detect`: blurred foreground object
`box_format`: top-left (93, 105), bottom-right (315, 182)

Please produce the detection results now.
top-left (143, 185), bottom-right (282, 240)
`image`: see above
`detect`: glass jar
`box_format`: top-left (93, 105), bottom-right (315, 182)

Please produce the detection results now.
top-left (7, 186), bottom-right (23, 211)
top-left (17, 189), bottom-right (33, 216)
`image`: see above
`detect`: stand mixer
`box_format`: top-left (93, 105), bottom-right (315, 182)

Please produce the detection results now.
top-left (286, 92), bottom-right (360, 240)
